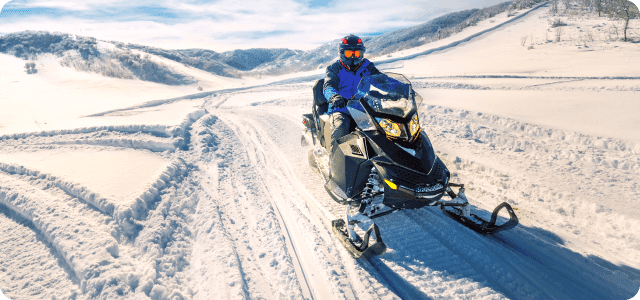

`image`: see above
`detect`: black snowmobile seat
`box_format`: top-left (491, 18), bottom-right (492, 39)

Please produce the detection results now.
top-left (313, 79), bottom-right (329, 115)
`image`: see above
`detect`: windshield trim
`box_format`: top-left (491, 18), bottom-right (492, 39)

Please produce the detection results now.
top-left (356, 73), bottom-right (418, 119)
top-left (359, 98), bottom-right (417, 123)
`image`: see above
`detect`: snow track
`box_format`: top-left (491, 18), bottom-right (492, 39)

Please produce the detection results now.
top-left (214, 109), bottom-right (357, 300)
top-left (374, 2), bottom-right (549, 67)
top-left (0, 86), bottom-right (637, 298)
top-left (0, 172), bottom-right (133, 297)
top-left (189, 115), bottom-right (308, 300)
top-left (0, 206), bottom-right (84, 300)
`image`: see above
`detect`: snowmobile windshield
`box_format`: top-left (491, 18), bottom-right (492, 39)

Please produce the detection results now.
top-left (354, 73), bottom-right (420, 119)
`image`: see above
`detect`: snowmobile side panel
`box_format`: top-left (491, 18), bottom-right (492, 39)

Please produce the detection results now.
top-left (331, 133), bottom-right (371, 197)
top-left (321, 114), bottom-right (331, 149)
top-left (325, 178), bottom-right (349, 204)
top-left (301, 127), bottom-right (316, 147)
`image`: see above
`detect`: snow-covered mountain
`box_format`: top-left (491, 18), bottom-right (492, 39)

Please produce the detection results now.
top-left (0, 0), bottom-right (545, 81)
top-left (1, 1), bottom-right (639, 299)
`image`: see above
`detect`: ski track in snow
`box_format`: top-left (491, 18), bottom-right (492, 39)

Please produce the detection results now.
top-left (0, 206), bottom-right (85, 300)
top-left (189, 114), bottom-right (306, 300)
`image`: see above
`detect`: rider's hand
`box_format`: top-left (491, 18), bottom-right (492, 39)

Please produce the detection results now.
top-left (330, 94), bottom-right (347, 108)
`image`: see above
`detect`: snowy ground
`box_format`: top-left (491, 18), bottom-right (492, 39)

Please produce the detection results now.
top-left (1, 2), bottom-right (640, 300)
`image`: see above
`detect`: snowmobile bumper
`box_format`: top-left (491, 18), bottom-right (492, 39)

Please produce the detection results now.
top-left (332, 219), bottom-right (387, 258)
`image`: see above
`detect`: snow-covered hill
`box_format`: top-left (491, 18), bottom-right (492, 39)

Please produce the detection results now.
top-left (1, 1), bottom-right (639, 300)
top-left (0, 1), bottom-right (545, 81)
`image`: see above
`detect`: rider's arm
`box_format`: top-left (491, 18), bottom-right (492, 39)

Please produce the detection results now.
top-left (323, 64), bottom-right (340, 102)
top-left (368, 61), bottom-right (382, 75)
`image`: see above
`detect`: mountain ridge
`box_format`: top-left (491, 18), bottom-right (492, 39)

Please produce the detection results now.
top-left (0, 0), bottom-right (544, 83)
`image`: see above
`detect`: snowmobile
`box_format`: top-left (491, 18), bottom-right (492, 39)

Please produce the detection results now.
top-left (301, 73), bottom-right (518, 258)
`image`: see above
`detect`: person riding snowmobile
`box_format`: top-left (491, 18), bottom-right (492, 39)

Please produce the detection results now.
top-left (302, 42), bottom-right (520, 258)
top-left (323, 34), bottom-right (381, 157)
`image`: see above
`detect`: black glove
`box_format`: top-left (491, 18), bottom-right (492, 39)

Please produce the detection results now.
top-left (330, 94), bottom-right (347, 108)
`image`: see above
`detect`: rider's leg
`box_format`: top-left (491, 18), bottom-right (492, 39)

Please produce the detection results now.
top-left (329, 112), bottom-right (351, 156)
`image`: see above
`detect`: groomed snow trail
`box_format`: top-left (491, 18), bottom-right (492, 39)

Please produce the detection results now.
top-left (187, 114), bottom-right (309, 300)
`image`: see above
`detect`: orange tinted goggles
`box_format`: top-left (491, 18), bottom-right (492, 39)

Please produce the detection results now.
top-left (344, 50), bottom-right (361, 58)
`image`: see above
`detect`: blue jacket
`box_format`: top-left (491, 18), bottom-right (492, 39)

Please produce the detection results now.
top-left (323, 59), bottom-right (381, 114)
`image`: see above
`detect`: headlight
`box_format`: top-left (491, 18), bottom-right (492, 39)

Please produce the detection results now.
top-left (409, 114), bottom-right (420, 139)
top-left (379, 118), bottom-right (402, 138)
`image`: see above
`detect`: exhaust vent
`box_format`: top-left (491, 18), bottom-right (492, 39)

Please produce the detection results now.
top-left (350, 144), bottom-right (363, 156)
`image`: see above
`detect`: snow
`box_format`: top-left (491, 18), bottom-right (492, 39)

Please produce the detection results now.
top-left (415, 88), bottom-right (640, 142)
top-left (0, 53), bottom-right (208, 137)
top-left (223, 90), bottom-right (306, 107)
top-left (0, 149), bottom-right (169, 201)
top-left (1, 2), bottom-right (640, 300)
top-left (122, 46), bottom-right (245, 90)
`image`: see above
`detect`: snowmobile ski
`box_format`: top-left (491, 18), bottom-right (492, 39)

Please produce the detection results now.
top-left (439, 184), bottom-right (519, 234)
top-left (332, 219), bottom-right (387, 258)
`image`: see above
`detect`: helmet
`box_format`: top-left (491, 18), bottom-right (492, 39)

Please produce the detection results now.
top-left (339, 34), bottom-right (365, 70)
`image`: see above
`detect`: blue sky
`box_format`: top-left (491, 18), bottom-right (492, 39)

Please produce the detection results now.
top-left (0, 0), bottom-right (511, 51)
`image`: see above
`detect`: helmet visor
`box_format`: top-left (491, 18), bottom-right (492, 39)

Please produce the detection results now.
top-left (344, 50), bottom-right (361, 58)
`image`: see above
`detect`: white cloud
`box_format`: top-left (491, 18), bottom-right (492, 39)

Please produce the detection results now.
top-left (7, 0), bottom-right (139, 10)
top-left (1, 0), bottom-right (510, 51)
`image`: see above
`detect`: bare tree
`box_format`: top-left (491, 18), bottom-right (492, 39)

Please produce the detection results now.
top-left (608, 23), bottom-right (620, 40)
top-left (586, 29), bottom-right (595, 41)
top-left (594, 0), bottom-right (605, 16)
top-left (24, 61), bottom-right (37, 74)
top-left (556, 27), bottom-right (564, 42)
top-left (608, 0), bottom-right (639, 41)
top-left (551, 0), bottom-right (559, 15)
top-left (545, 30), bottom-right (550, 42)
